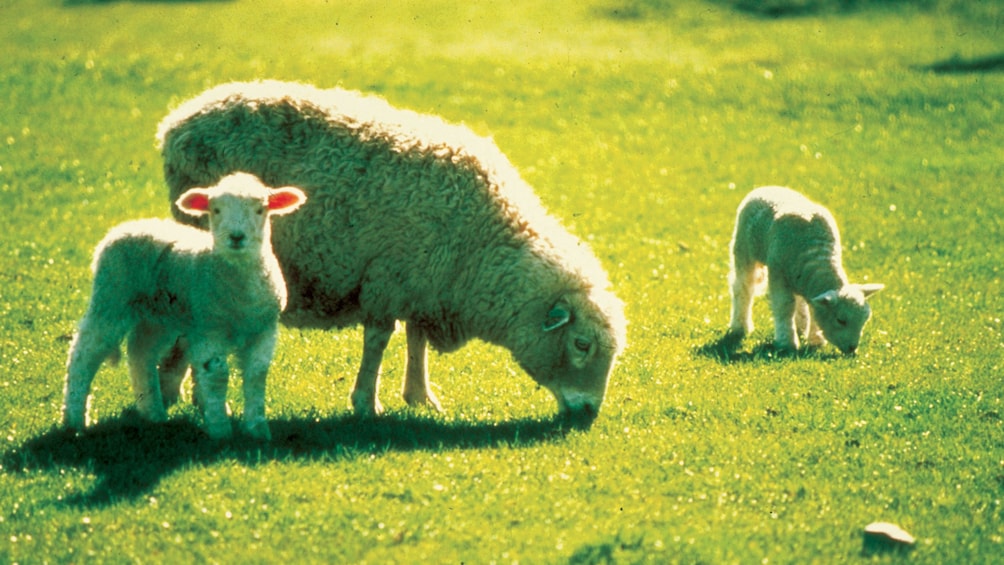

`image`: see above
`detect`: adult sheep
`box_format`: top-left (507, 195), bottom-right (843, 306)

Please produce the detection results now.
top-left (156, 80), bottom-right (627, 421)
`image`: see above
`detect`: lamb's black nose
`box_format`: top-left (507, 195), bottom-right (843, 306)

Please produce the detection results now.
top-left (229, 233), bottom-right (246, 248)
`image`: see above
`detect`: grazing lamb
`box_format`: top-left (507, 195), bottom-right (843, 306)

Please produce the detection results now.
top-left (728, 186), bottom-right (883, 354)
top-left (156, 80), bottom-right (626, 420)
top-left (62, 173), bottom-right (306, 440)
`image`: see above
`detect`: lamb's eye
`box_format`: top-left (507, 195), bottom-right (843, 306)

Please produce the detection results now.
top-left (211, 207), bottom-right (221, 215)
top-left (573, 337), bottom-right (591, 352)
top-left (256, 207), bottom-right (265, 215)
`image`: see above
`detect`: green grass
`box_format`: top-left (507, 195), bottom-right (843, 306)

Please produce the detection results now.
top-left (2, 0), bottom-right (1002, 562)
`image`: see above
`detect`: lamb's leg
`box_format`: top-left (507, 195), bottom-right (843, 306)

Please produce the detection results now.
top-left (768, 280), bottom-right (800, 352)
top-left (728, 258), bottom-right (757, 336)
top-left (158, 337), bottom-right (189, 408)
top-left (126, 321), bottom-right (169, 423)
top-left (237, 330), bottom-right (277, 441)
top-left (63, 316), bottom-right (127, 430)
top-left (350, 320), bottom-right (393, 416)
top-left (190, 340), bottom-right (232, 440)
top-left (794, 297), bottom-right (811, 342)
top-left (402, 323), bottom-right (442, 411)
top-left (806, 317), bottom-right (826, 346)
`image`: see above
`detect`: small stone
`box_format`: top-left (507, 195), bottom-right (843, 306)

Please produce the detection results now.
top-left (862, 522), bottom-right (916, 554)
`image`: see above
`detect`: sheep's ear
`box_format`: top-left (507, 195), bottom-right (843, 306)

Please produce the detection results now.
top-left (176, 189), bottom-right (212, 217)
top-left (268, 187), bottom-right (307, 215)
top-left (543, 305), bottom-right (573, 332)
top-left (811, 290), bottom-right (838, 308)
top-left (860, 283), bottom-right (885, 298)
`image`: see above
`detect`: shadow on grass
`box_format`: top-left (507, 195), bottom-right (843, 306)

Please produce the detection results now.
top-left (695, 331), bottom-right (842, 364)
top-left (2, 410), bottom-right (587, 507)
top-left (65, 0), bottom-right (231, 5)
top-left (922, 53), bottom-right (1004, 74)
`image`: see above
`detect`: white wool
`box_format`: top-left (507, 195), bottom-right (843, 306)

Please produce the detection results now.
top-left (728, 186), bottom-right (883, 354)
top-left (62, 173), bottom-right (305, 440)
top-left (156, 80), bottom-right (627, 418)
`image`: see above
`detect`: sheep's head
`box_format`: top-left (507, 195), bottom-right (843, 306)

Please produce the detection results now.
top-left (809, 283), bottom-right (884, 354)
top-left (515, 288), bottom-right (626, 424)
top-left (176, 173), bottom-right (306, 257)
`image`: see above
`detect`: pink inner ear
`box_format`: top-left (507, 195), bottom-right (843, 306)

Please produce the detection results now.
top-left (182, 192), bottom-right (211, 211)
top-left (268, 190), bottom-right (301, 211)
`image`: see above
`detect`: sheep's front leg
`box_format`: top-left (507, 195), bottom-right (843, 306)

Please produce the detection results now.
top-left (728, 260), bottom-right (757, 336)
top-left (190, 341), bottom-right (232, 440)
top-left (126, 321), bottom-right (170, 423)
top-left (402, 323), bottom-right (442, 411)
top-left (793, 297), bottom-right (811, 343)
top-left (801, 301), bottom-right (826, 346)
top-left (350, 320), bottom-right (393, 417)
top-left (768, 280), bottom-right (799, 352)
top-left (238, 330), bottom-right (277, 441)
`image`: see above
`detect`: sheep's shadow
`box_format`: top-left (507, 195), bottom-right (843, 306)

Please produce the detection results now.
top-left (64, 0), bottom-right (232, 6)
top-left (695, 331), bottom-right (841, 364)
top-left (3, 410), bottom-right (586, 507)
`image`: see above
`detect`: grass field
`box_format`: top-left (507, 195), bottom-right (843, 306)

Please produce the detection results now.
top-left (1, 0), bottom-right (1002, 562)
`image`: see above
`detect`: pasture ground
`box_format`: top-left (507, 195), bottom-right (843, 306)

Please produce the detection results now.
top-left (1, 0), bottom-right (1001, 562)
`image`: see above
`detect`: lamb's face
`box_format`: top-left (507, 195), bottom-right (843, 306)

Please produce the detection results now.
top-left (516, 291), bottom-right (626, 423)
top-left (174, 173), bottom-right (307, 258)
top-left (207, 193), bottom-right (269, 257)
top-left (810, 284), bottom-right (883, 354)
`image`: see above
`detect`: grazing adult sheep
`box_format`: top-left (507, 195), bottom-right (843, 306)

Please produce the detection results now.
top-left (62, 173), bottom-right (306, 440)
top-left (156, 80), bottom-right (626, 420)
top-left (728, 186), bottom-right (883, 354)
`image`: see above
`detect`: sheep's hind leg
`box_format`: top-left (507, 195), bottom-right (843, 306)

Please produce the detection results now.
top-left (238, 330), bottom-right (277, 441)
top-left (728, 260), bottom-right (757, 336)
top-left (158, 337), bottom-right (189, 408)
top-left (350, 320), bottom-right (393, 417)
top-left (402, 323), bottom-right (442, 412)
top-left (126, 321), bottom-right (170, 423)
top-left (63, 316), bottom-right (128, 430)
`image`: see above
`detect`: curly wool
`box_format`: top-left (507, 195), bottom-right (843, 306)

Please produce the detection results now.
top-left (157, 80), bottom-right (627, 417)
top-left (63, 174), bottom-right (305, 440)
top-left (728, 185), bottom-right (883, 354)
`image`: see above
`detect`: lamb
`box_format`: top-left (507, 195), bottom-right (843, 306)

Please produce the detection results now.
top-left (155, 80), bottom-right (627, 421)
top-left (62, 172), bottom-right (306, 440)
top-left (727, 185), bottom-right (883, 354)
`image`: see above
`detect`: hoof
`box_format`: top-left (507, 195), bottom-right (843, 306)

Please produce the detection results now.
top-left (241, 419), bottom-right (272, 442)
top-left (403, 389), bottom-right (443, 413)
top-left (137, 405), bottom-right (169, 424)
top-left (62, 412), bottom-right (87, 432)
top-left (350, 390), bottom-right (384, 417)
top-left (203, 420), bottom-right (233, 441)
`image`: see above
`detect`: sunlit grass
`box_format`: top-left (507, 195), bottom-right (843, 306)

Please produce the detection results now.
top-left (1, 0), bottom-right (1002, 562)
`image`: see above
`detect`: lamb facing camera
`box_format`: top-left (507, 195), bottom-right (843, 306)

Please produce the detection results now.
top-left (62, 173), bottom-right (306, 440)
top-left (728, 186), bottom-right (883, 354)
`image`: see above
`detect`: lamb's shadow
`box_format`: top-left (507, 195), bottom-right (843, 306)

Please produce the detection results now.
top-left (3, 410), bottom-right (586, 507)
top-left (921, 53), bottom-right (1004, 74)
top-left (695, 331), bottom-right (841, 364)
